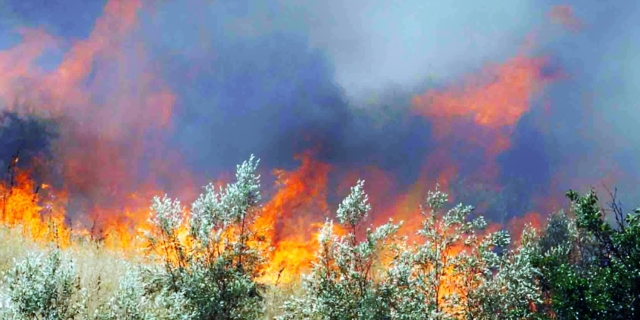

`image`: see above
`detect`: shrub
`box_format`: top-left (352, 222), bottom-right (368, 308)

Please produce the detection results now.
top-left (378, 185), bottom-right (529, 320)
top-left (278, 180), bottom-right (400, 320)
top-left (144, 155), bottom-right (266, 320)
top-left (0, 249), bottom-right (87, 320)
top-left (94, 263), bottom-right (195, 320)
top-left (280, 184), bottom-right (543, 320)
top-left (94, 265), bottom-right (154, 320)
top-left (533, 190), bottom-right (640, 319)
top-left (474, 226), bottom-right (542, 320)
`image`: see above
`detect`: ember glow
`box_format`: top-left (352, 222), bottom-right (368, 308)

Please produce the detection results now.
top-left (0, 0), bottom-right (637, 285)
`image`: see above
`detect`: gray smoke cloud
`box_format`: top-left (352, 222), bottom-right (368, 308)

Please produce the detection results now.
top-left (1, 0), bottom-right (638, 220)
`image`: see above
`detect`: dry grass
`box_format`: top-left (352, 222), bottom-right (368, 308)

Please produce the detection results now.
top-left (0, 226), bottom-right (37, 273)
top-left (0, 225), bottom-right (134, 316)
top-left (69, 243), bottom-right (136, 314)
top-left (264, 281), bottom-right (304, 319)
top-left (0, 224), bottom-right (308, 319)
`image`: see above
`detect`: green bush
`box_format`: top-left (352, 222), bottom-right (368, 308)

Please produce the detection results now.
top-left (94, 263), bottom-right (194, 320)
top-left (279, 180), bottom-right (400, 319)
top-left (143, 155), bottom-right (266, 320)
top-left (0, 249), bottom-right (87, 320)
top-left (280, 184), bottom-right (541, 320)
top-left (533, 190), bottom-right (640, 319)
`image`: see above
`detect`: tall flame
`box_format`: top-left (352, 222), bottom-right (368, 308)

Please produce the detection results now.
top-left (257, 151), bottom-right (333, 284)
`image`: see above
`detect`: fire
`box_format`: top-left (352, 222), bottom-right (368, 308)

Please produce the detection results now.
top-left (0, 146), bottom-right (535, 293)
top-left (0, 149), bottom-right (336, 283)
top-left (0, 158), bottom-right (164, 254)
top-left (413, 51), bottom-right (552, 156)
top-left (0, 166), bottom-right (70, 248)
top-left (0, 2), bottom-right (574, 309)
top-left (408, 46), bottom-right (561, 238)
top-left (0, 39), bottom-right (559, 297)
top-left (0, 0), bottom-right (178, 234)
top-left (256, 151), bottom-right (333, 284)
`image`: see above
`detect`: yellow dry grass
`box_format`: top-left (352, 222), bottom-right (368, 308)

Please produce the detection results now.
top-left (0, 224), bottom-right (304, 319)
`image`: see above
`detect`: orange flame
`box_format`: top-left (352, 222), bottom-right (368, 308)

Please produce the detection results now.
top-left (0, 0), bottom-right (178, 229)
top-left (256, 151), bottom-right (332, 283)
top-left (413, 51), bottom-right (552, 156)
top-left (0, 168), bottom-right (70, 248)
top-left (0, 2), bottom-right (569, 302)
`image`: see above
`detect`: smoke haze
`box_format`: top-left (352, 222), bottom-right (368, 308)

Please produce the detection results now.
top-left (0, 0), bottom-right (638, 227)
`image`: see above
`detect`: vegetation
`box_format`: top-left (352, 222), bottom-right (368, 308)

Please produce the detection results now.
top-left (533, 190), bottom-right (640, 319)
top-left (0, 249), bottom-right (86, 319)
top-left (142, 155), bottom-right (266, 319)
top-left (279, 183), bottom-right (539, 320)
top-left (1, 155), bottom-right (639, 319)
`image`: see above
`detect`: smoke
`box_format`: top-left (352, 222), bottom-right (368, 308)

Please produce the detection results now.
top-left (0, 111), bottom-right (57, 176)
top-left (140, 0), bottom-right (438, 188)
top-left (530, 1), bottom-right (640, 205)
top-left (0, 0), bottom-right (184, 221)
top-left (0, 0), bottom-right (638, 229)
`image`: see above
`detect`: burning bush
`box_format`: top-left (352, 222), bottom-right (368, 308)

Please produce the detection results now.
top-left (279, 184), bottom-right (542, 320)
top-left (142, 155), bottom-right (266, 319)
top-left (0, 110), bottom-right (67, 246)
top-left (278, 180), bottom-right (401, 319)
top-left (2, 151), bottom-right (640, 319)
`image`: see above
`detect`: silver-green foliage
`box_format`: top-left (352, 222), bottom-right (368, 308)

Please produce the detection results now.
top-left (473, 226), bottom-right (541, 320)
top-left (94, 264), bottom-right (195, 320)
top-left (279, 180), bottom-right (401, 319)
top-left (145, 155), bottom-right (265, 320)
top-left (378, 185), bottom-right (515, 319)
top-left (0, 249), bottom-right (87, 320)
top-left (281, 184), bottom-right (542, 320)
